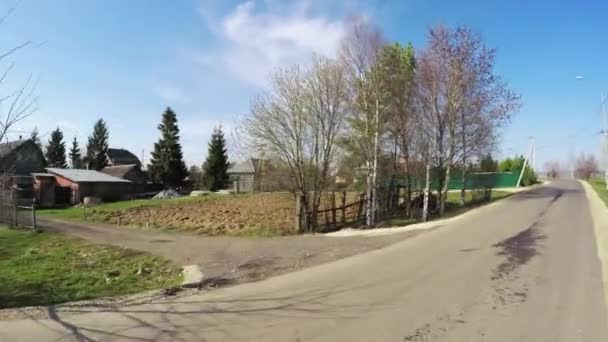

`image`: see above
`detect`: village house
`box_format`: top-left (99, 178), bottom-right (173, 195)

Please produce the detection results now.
top-left (228, 158), bottom-right (292, 192)
top-left (0, 139), bottom-right (46, 203)
top-left (101, 148), bottom-right (147, 192)
top-left (101, 164), bottom-right (146, 185)
top-left (106, 148), bottom-right (141, 166)
top-left (0, 139), bottom-right (46, 175)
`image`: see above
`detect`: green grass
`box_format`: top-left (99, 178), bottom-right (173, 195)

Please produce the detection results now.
top-left (38, 193), bottom-right (247, 221)
top-left (590, 178), bottom-right (608, 207)
top-left (0, 227), bottom-right (182, 309)
top-left (380, 190), bottom-right (512, 228)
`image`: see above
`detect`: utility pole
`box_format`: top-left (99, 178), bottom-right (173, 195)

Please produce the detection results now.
top-left (529, 136), bottom-right (536, 172)
top-left (602, 93), bottom-right (608, 189)
top-left (517, 140), bottom-right (533, 187)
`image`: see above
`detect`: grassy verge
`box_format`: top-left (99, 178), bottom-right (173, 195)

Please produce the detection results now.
top-left (380, 190), bottom-right (512, 228)
top-left (589, 178), bottom-right (608, 207)
top-left (0, 227), bottom-right (182, 309)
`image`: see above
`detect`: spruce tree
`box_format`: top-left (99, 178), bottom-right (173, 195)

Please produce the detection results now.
top-left (45, 128), bottom-right (68, 168)
top-left (30, 126), bottom-right (42, 148)
top-left (148, 107), bottom-right (188, 187)
top-left (30, 126), bottom-right (46, 166)
top-left (202, 126), bottom-right (230, 191)
top-left (69, 137), bottom-right (83, 169)
top-left (86, 119), bottom-right (109, 170)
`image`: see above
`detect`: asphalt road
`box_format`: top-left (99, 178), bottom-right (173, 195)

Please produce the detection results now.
top-left (2, 180), bottom-right (607, 341)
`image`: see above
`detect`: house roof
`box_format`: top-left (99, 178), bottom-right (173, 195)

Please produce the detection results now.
top-left (228, 159), bottom-right (256, 174)
top-left (46, 168), bottom-right (131, 183)
top-left (0, 139), bottom-right (30, 159)
top-left (31, 173), bottom-right (54, 177)
top-left (107, 148), bottom-right (140, 165)
top-left (100, 164), bottom-right (139, 178)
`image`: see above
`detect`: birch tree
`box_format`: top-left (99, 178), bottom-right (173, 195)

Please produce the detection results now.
top-left (418, 25), bottom-right (520, 215)
top-left (339, 17), bottom-right (386, 226)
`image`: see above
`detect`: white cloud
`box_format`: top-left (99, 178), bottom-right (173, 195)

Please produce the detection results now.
top-left (195, 0), bottom-right (346, 88)
top-left (153, 84), bottom-right (189, 104)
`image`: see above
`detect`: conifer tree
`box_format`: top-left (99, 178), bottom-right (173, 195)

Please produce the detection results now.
top-left (148, 107), bottom-right (188, 187)
top-left (202, 126), bottom-right (230, 191)
top-left (69, 137), bottom-right (83, 169)
top-left (45, 128), bottom-right (67, 168)
top-left (86, 119), bottom-right (109, 170)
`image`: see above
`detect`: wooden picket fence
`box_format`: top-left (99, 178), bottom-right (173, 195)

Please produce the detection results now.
top-left (315, 191), bottom-right (367, 232)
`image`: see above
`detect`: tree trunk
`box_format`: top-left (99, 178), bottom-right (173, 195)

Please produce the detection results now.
top-left (460, 112), bottom-right (467, 207)
top-left (422, 161), bottom-right (431, 222)
top-left (440, 163), bottom-right (451, 216)
top-left (370, 98), bottom-right (380, 226)
top-left (365, 170), bottom-right (373, 226)
top-left (460, 168), bottom-right (467, 207)
top-left (403, 148), bottom-right (412, 218)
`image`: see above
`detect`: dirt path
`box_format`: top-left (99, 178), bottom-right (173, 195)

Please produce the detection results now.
top-left (38, 217), bottom-right (424, 286)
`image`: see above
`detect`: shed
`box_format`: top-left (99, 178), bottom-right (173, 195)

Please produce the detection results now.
top-left (32, 173), bottom-right (56, 207)
top-left (46, 168), bottom-right (133, 205)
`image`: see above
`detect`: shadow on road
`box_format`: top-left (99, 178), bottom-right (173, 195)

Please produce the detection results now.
top-left (11, 281), bottom-right (383, 342)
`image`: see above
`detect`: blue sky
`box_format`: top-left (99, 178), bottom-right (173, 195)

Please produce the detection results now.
top-left (1, 0), bottom-right (607, 169)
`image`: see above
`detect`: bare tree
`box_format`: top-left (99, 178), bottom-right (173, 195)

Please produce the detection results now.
top-left (339, 16), bottom-right (386, 226)
top-left (417, 25), bottom-right (520, 215)
top-left (0, 5), bottom-right (39, 143)
top-left (574, 153), bottom-right (598, 181)
top-left (544, 160), bottom-right (560, 179)
top-left (245, 56), bottom-right (348, 232)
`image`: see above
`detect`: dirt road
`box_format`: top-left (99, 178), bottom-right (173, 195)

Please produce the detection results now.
top-left (36, 217), bottom-right (423, 288)
top-left (2, 180), bottom-right (607, 341)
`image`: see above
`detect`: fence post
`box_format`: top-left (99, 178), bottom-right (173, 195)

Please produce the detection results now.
top-left (330, 192), bottom-right (337, 229)
top-left (357, 193), bottom-right (365, 224)
top-left (341, 191), bottom-right (347, 223)
top-left (32, 198), bottom-right (37, 232)
top-left (233, 181), bottom-right (239, 194)
top-left (83, 205), bottom-right (87, 221)
top-left (12, 189), bottom-right (17, 228)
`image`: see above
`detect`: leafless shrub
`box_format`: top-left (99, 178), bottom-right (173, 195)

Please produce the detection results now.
top-left (574, 153), bottom-right (598, 180)
top-left (544, 160), bottom-right (561, 179)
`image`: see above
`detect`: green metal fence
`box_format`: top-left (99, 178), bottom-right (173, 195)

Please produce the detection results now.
top-left (392, 172), bottom-right (520, 191)
top-left (448, 172), bottom-right (520, 189)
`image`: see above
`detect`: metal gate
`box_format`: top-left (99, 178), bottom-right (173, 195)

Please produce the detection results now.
top-left (0, 187), bottom-right (37, 231)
